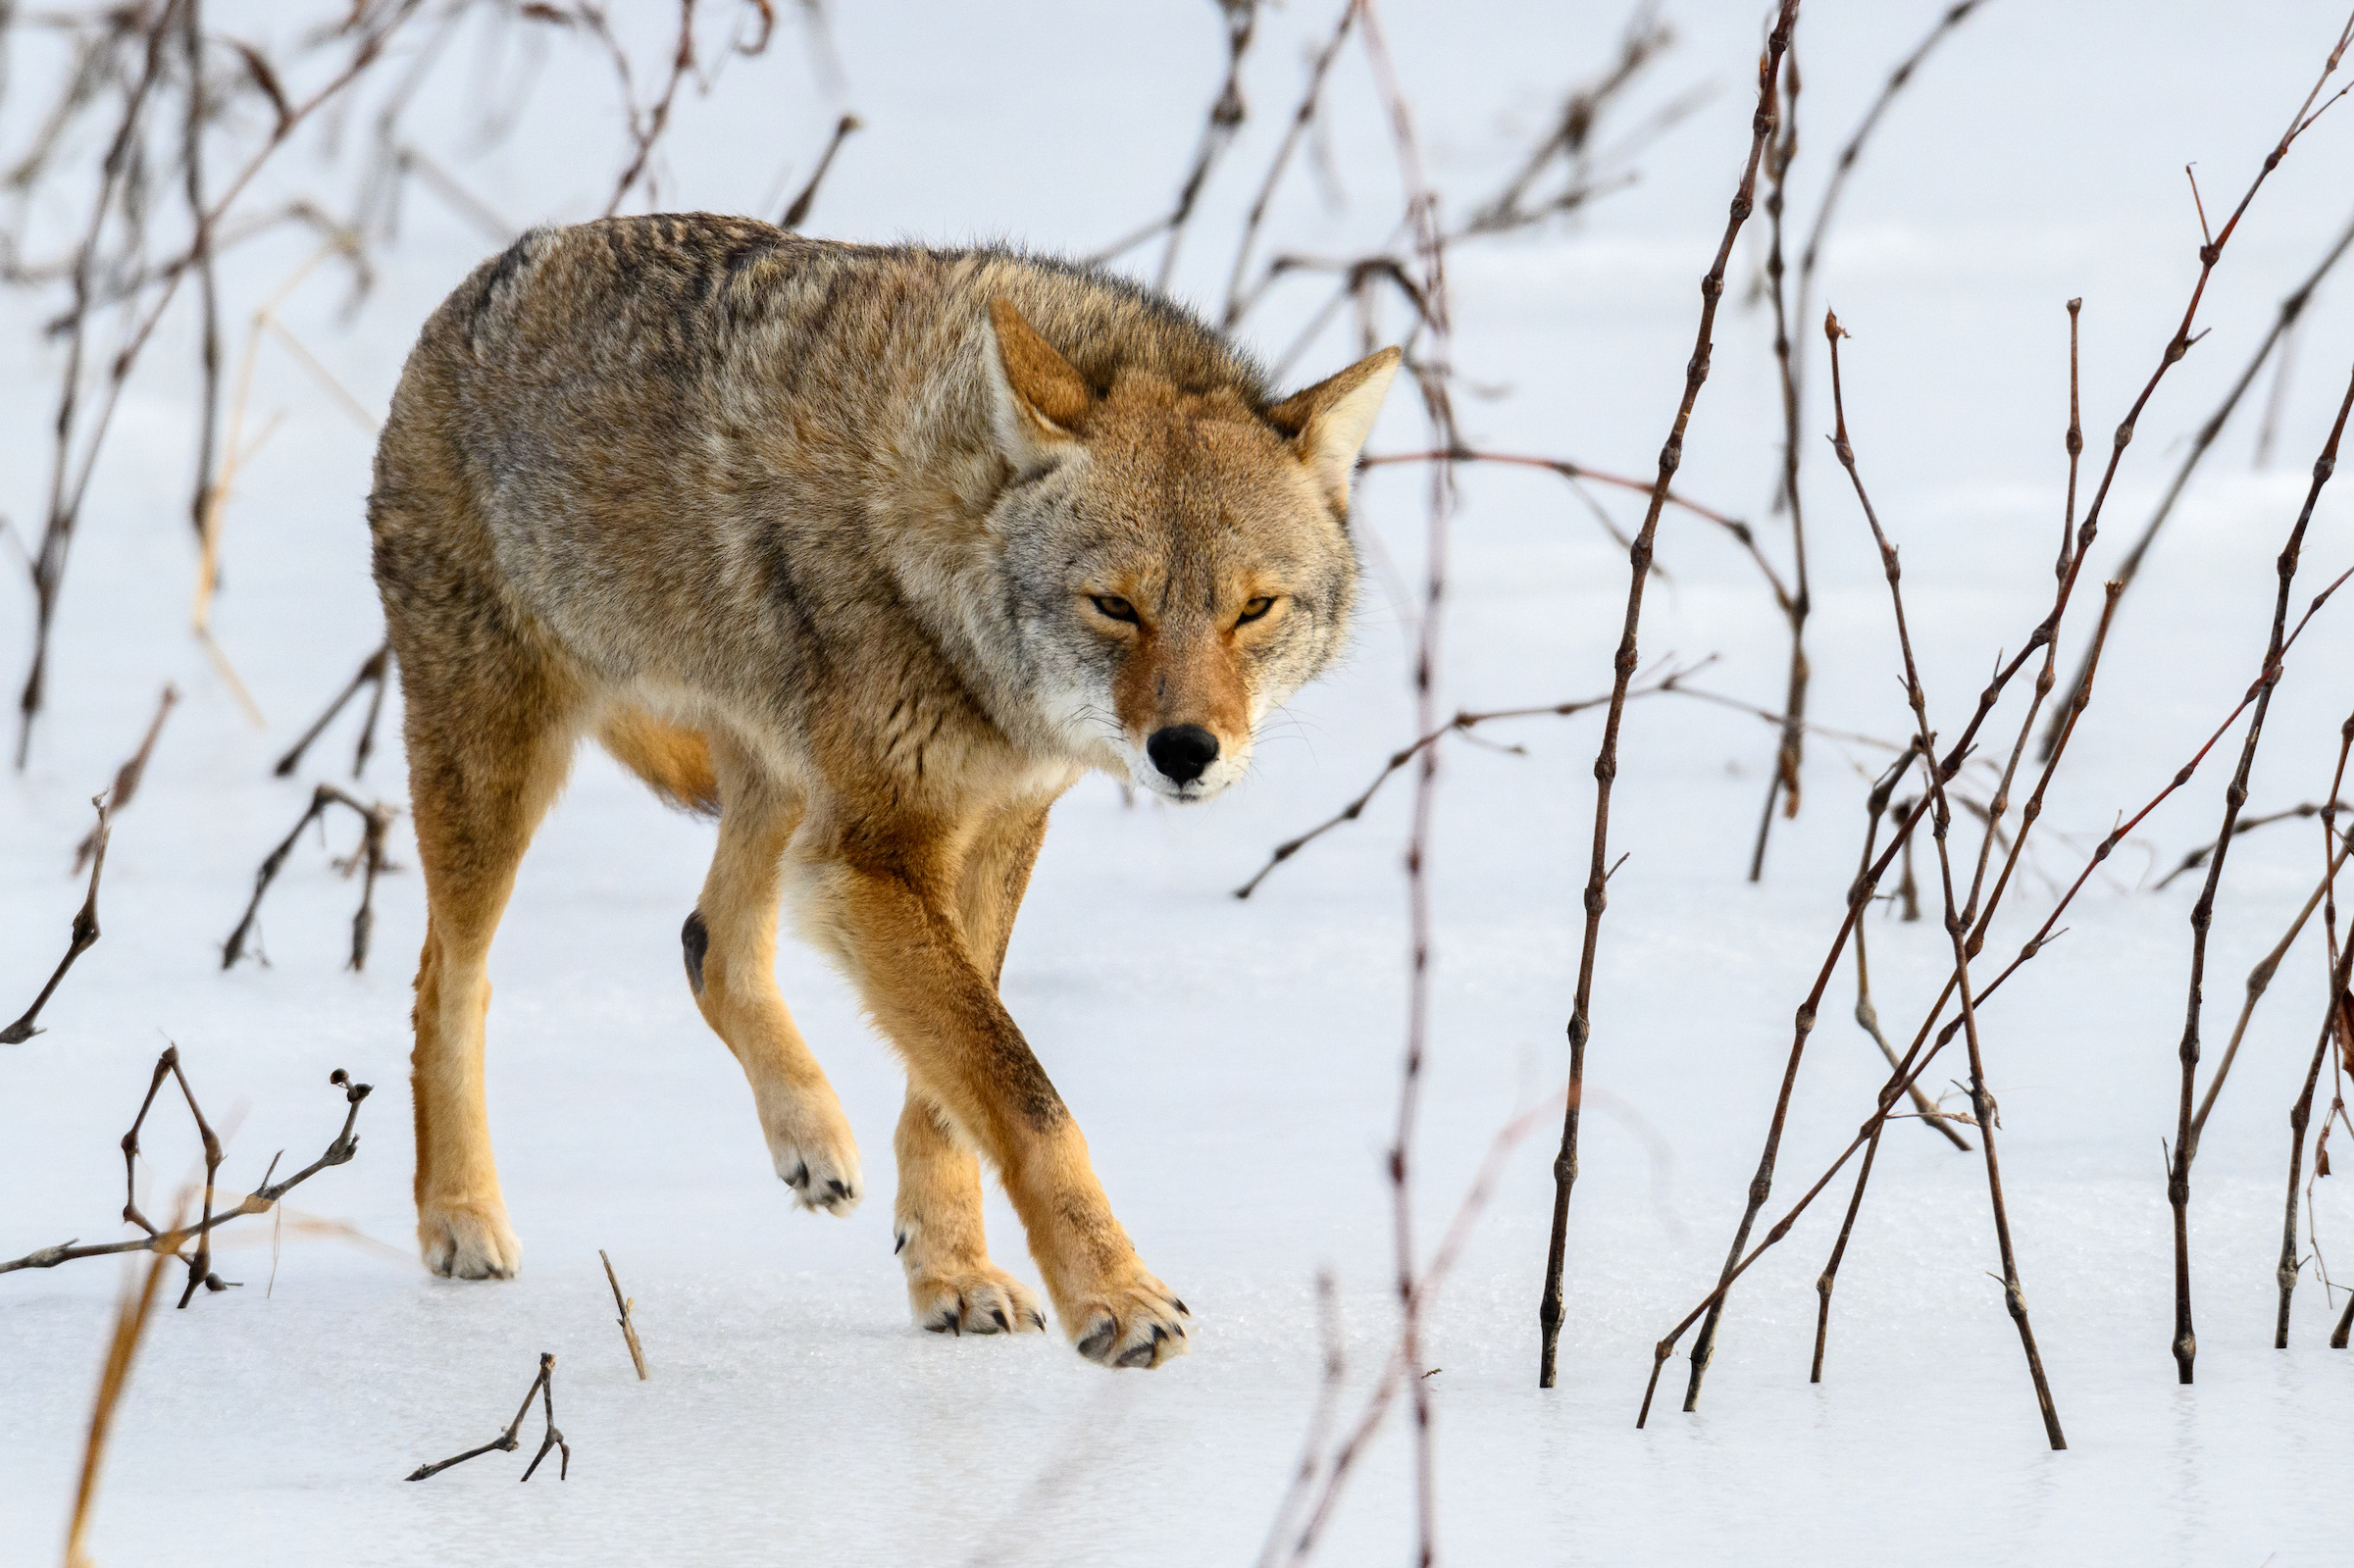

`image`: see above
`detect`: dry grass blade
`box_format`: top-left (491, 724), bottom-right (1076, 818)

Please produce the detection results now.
top-left (63, 1208), bottom-right (179, 1568)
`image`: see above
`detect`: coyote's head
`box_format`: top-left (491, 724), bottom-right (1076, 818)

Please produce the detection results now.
top-left (985, 297), bottom-right (1399, 802)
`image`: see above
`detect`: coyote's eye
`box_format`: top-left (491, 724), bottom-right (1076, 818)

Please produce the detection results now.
top-left (1235, 595), bottom-right (1277, 626)
top-left (1091, 594), bottom-right (1140, 624)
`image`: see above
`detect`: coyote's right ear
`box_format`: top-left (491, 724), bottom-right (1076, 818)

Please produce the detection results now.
top-left (1266, 345), bottom-right (1403, 514)
top-left (985, 297), bottom-right (1094, 466)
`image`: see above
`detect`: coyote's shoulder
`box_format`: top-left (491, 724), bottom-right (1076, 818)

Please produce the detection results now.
top-left (371, 212), bottom-right (1398, 1368)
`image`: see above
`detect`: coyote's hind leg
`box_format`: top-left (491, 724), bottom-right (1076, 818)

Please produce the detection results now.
top-left (402, 649), bottom-right (581, 1281)
top-left (894, 1087), bottom-right (1045, 1335)
top-left (691, 737), bottom-right (862, 1214)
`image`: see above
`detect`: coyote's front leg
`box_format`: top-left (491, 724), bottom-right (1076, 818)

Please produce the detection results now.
top-left (813, 847), bottom-right (1189, 1368)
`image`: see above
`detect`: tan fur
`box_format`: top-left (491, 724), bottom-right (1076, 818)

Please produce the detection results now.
top-left (369, 215), bottom-right (1398, 1367)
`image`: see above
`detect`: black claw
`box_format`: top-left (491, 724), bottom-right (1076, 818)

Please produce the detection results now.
top-left (1173, 1297), bottom-right (1190, 1316)
top-left (829, 1179), bottom-right (849, 1197)
top-left (788, 1163), bottom-right (808, 1189)
top-left (992, 1307), bottom-right (1009, 1330)
top-left (926, 1316), bottom-right (955, 1335)
top-left (1030, 1310), bottom-right (1047, 1332)
top-left (1151, 1324), bottom-right (1167, 1342)
top-left (894, 1232), bottom-right (907, 1255)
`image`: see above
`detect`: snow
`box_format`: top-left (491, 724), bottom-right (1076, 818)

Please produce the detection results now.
top-left (7, 1), bottom-right (2354, 1562)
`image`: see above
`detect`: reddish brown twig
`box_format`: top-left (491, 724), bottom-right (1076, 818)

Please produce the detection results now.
top-left (1233, 661), bottom-right (1710, 900)
top-left (2187, 819), bottom-right (2354, 1148)
top-left (1791, 0), bottom-right (1995, 382)
top-left (1357, 448), bottom-right (1778, 596)
top-left (2156, 801), bottom-right (2354, 891)
top-left (2277, 719), bottom-right (2354, 1345)
top-left (1537, 0), bottom-right (1800, 1392)
top-left (2042, 201), bottom-right (2354, 758)
top-left (601, 1249), bottom-right (650, 1380)
top-left (1749, 34), bottom-right (1811, 883)
top-left (1637, 546), bottom-right (2354, 1429)
top-left (222, 783), bottom-right (400, 972)
top-left (1813, 313), bottom-right (2065, 1445)
top-left (1356, 3), bottom-right (1451, 1553)
top-left (2, 1055), bottom-right (373, 1284)
top-left (2167, 352), bottom-right (2354, 1383)
top-left (75, 684), bottom-right (178, 873)
top-left (405, 1352), bottom-right (569, 1483)
top-left (3, 792), bottom-right (112, 1045)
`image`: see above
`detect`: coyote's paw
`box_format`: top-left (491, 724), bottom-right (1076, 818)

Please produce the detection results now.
top-left (1062, 1262), bottom-right (1191, 1370)
top-left (418, 1199), bottom-right (521, 1281)
top-left (760, 1085), bottom-right (863, 1216)
top-left (904, 1256), bottom-right (1048, 1338)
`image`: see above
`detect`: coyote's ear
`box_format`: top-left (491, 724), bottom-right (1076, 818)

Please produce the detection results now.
top-left (985, 297), bottom-right (1094, 464)
top-left (1266, 345), bottom-right (1403, 511)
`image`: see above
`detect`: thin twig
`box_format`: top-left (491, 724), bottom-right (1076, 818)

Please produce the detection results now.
top-left (405, 1352), bottom-right (568, 1483)
top-left (2278, 719), bottom-right (2354, 1344)
top-left (2, 792), bottom-right (112, 1044)
top-left (601, 1249), bottom-right (650, 1380)
top-left (3, 1058), bottom-right (373, 1278)
top-left (273, 642), bottom-right (392, 781)
top-left (1750, 31), bottom-right (1810, 882)
top-left (1538, 0), bottom-right (1799, 1392)
top-left (74, 683), bottom-right (178, 873)
top-left (222, 783), bottom-right (399, 972)
top-left (778, 111), bottom-right (859, 229)
top-left (2167, 352), bottom-right (2354, 1384)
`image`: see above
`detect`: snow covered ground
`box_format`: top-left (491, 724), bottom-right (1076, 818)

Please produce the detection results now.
top-left (7, 1), bottom-right (2354, 1562)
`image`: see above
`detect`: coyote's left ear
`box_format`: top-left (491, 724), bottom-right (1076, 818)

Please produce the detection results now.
top-left (1266, 345), bottom-right (1403, 513)
top-left (985, 297), bottom-right (1094, 466)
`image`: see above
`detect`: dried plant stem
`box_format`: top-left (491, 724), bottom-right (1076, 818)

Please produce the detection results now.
top-left (1750, 35), bottom-right (1811, 882)
top-left (182, 0), bottom-right (222, 547)
top-left (600, 1249), bottom-right (649, 1380)
top-left (1636, 555), bottom-right (2354, 1430)
top-left (779, 112), bottom-right (861, 230)
top-left (2187, 822), bottom-right (2354, 1146)
top-left (1, 1057), bottom-right (372, 1279)
top-left (1537, 0), bottom-right (1800, 1392)
top-left (405, 1352), bottom-right (568, 1483)
top-left (1254, 1272), bottom-right (1344, 1568)
top-left (1791, 0), bottom-right (1993, 377)
top-left (2167, 354), bottom-right (2354, 1383)
top-left (1817, 314), bottom-right (2064, 1446)
top-left (1233, 662), bottom-right (1704, 899)
top-left (2042, 202), bottom-right (2354, 758)
top-left (1356, 2), bottom-right (1450, 1554)
top-left (74, 684), bottom-right (179, 873)
top-left (274, 642), bottom-right (393, 781)
top-left (222, 782), bottom-right (398, 972)
top-left (2157, 800), bottom-right (2353, 891)
top-left (1358, 448), bottom-right (1776, 594)
top-left (2277, 719), bottom-right (2354, 1345)
top-left (2, 793), bottom-right (112, 1045)
top-left (1222, 0), bottom-right (1358, 329)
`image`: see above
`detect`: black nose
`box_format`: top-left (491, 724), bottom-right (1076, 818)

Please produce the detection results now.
top-left (1146, 725), bottom-right (1220, 785)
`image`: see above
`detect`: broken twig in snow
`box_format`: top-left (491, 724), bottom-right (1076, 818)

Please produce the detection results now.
top-left (406, 1352), bottom-right (569, 1482)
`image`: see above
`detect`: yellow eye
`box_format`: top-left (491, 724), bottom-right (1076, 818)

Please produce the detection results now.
top-left (1236, 596), bottom-right (1277, 626)
top-left (1091, 594), bottom-right (1140, 624)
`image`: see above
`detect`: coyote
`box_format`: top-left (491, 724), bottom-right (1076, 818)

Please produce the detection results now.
top-left (369, 214), bottom-right (1398, 1368)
